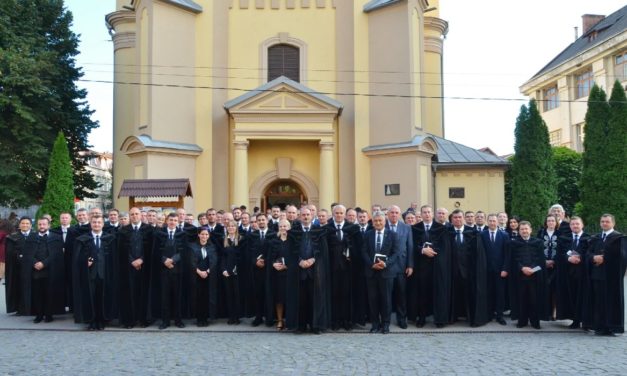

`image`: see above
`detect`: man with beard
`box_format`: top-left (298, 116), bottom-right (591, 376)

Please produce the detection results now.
top-left (583, 214), bottom-right (626, 336)
top-left (73, 215), bottom-right (118, 330)
top-left (118, 207), bottom-right (154, 328)
top-left (285, 207), bottom-right (330, 334)
top-left (409, 205), bottom-right (451, 328)
top-left (555, 216), bottom-right (589, 329)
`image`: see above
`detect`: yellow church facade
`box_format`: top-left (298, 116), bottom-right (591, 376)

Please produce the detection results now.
top-left (107, 0), bottom-right (508, 213)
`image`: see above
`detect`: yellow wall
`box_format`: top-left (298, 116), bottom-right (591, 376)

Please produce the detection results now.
top-left (435, 169), bottom-right (505, 214)
top-left (246, 140), bottom-right (320, 198)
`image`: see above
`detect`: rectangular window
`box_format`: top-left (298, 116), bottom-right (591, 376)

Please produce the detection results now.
top-left (549, 130), bottom-right (562, 146)
top-left (615, 51), bottom-right (627, 82)
top-left (575, 123), bottom-right (584, 152)
top-left (575, 70), bottom-right (593, 99)
top-left (543, 85), bottom-right (559, 111)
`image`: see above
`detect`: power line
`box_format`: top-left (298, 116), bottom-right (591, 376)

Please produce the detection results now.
top-left (77, 78), bottom-right (627, 104)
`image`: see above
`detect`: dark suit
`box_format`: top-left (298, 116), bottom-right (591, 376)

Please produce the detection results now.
top-left (481, 229), bottom-right (509, 320)
top-left (362, 229), bottom-right (399, 329)
top-left (386, 221), bottom-right (413, 325)
top-left (153, 229), bottom-right (186, 325)
top-left (326, 220), bottom-right (358, 329)
top-left (249, 229), bottom-right (275, 323)
top-left (51, 225), bottom-right (77, 310)
top-left (555, 232), bottom-right (589, 322)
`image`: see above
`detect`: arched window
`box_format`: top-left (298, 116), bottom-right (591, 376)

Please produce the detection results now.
top-left (268, 44), bottom-right (300, 82)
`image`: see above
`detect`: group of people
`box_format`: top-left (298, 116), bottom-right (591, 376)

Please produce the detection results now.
top-left (2, 202), bottom-right (625, 336)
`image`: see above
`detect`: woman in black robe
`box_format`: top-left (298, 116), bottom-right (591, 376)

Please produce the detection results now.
top-left (221, 220), bottom-right (246, 325)
top-left (266, 219), bottom-right (290, 330)
top-left (536, 214), bottom-right (560, 320)
top-left (190, 228), bottom-right (219, 326)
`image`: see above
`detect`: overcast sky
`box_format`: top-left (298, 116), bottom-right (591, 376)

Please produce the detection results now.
top-left (67, 0), bottom-right (626, 155)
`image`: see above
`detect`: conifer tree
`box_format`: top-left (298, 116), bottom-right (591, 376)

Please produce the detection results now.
top-left (510, 100), bottom-right (557, 227)
top-left (36, 132), bottom-right (75, 227)
top-left (604, 81), bottom-right (627, 226)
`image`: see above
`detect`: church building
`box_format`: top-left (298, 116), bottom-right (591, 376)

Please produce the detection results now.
top-left (107, 0), bottom-right (508, 212)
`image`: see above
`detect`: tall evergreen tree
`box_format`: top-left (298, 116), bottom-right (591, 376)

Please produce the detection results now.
top-left (510, 100), bottom-right (557, 227)
top-left (0, 0), bottom-right (98, 207)
top-left (552, 146), bottom-right (582, 217)
top-left (36, 132), bottom-right (75, 226)
top-left (580, 84), bottom-right (610, 226)
top-left (605, 81), bottom-right (627, 226)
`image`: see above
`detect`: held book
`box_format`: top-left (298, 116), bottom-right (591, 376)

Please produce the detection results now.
top-left (374, 253), bottom-right (388, 263)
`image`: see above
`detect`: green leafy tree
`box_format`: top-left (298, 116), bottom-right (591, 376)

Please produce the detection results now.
top-left (580, 84), bottom-right (610, 226)
top-left (0, 0), bottom-right (98, 207)
top-left (36, 132), bottom-right (75, 226)
top-left (510, 100), bottom-right (557, 227)
top-left (551, 147), bottom-right (582, 217)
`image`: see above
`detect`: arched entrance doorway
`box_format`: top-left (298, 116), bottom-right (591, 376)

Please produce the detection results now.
top-left (263, 179), bottom-right (307, 211)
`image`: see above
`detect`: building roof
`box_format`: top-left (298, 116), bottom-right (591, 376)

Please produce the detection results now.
top-left (134, 134), bottom-right (203, 153)
top-left (160, 0), bottom-right (203, 14)
top-left (118, 179), bottom-right (193, 198)
top-left (363, 0), bottom-right (403, 13)
top-left (362, 134), bottom-right (435, 153)
top-left (431, 135), bottom-right (509, 168)
top-left (224, 75), bottom-right (343, 112)
top-left (530, 5), bottom-right (627, 79)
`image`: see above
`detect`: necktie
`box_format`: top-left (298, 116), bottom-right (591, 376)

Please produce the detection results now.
top-left (424, 224), bottom-right (430, 241)
top-left (391, 224), bottom-right (397, 233)
top-left (201, 246), bottom-right (207, 259)
top-left (490, 232), bottom-right (495, 243)
top-left (573, 234), bottom-right (579, 249)
top-left (602, 233), bottom-right (606, 241)
top-left (62, 229), bottom-right (67, 242)
top-left (260, 231), bottom-right (265, 240)
top-left (95, 235), bottom-right (100, 249)
top-left (169, 231), bottom-right (174, 240)
top-left (336, 225), bottom-right (342, 240)
top-left (361, 227), bottom-right (366, 234)
top-left (376, 231), bottom-right (382, 252)
top-left (304, 227), bottom-right (309, 232)
top-left (456, 230), bottom-right (462, 245)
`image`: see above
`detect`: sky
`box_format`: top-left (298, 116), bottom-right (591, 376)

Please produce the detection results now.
top-left (66, 0), bottom-right (626, 155)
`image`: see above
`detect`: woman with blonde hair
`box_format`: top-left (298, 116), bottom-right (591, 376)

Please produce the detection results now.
top-left (221, 220), bottom-right (247, 324)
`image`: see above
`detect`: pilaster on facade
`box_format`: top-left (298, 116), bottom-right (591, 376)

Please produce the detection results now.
top-left (423, 16), bottom-right (448, 54)
top-left (106, 10), bottom-right (137, 51)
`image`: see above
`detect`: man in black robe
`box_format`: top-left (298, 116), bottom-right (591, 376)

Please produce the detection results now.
top-left (583, 214), bottom-right (626, 336)
top-left (510, 221), bottom-right (546, 329)
top-left (5, 217), bottom-right (35, 315)
top-left (555, 216), bottom-right (589, 328)
top-left (409, 205), bottom-right (451, 328)
top-left (21, 218), bottom-right (65, 323)
top-left (326, 204), bottom-right (360, 331)
top-left (362, 210), bottom-right (399, 334)
top-left (285, 207), bottom-right (330, 334)
top-left (117, 207), bottom-right (154, 328)
top-left (249, 215), bottom-right (275, 326)
top-left (448, 209), bottom-right (488, 327)
top-left (73, 215), bottom-right (119, 330)
top-left (153, 213), bottom-right (187, 329)
top-left (51, 212), bottom-right (77, 312)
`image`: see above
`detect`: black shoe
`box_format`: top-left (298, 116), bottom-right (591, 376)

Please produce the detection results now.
top-left (175, 321), bottom-right (185, 328)
top-left (331, 324), bottom-right (340, 331)
top-left (369, 325), bottom-right (380, 334)
top-left (311, 328), bottom-right (321, 335)
top-left (496, 317), bottom-right (507, 326)
top-left (251, 317), bottom-right (263, 327)
top-left (398, 320), bottom-right (408, 329)
top-left (381, 324), bottom-right (390, 334)
top-left (44, 316), bottom-right (53, 323)
top-left (595, 329), bottom-right (615, 337)
top-left (233, 319), bottom-right (241, 325)
top-left (568, 321), bottom-right (580, 329)
top-left (87, 323), bottom-right (96, 331)
top-left (435, 323), bottom-right (445, 328)
top-left (531, 323), bottom-right (541, 330)
top-left (33, 316), bottom-right (43, 324)
top-left (343, 322), bottom-right (353, 331)
top-left (96, 322), bottom-right (104, 330)
top-left (139, 321), bottom-right (150, 328)
top-left (516, 323), bottom-right (527, 328)
top-left (416, 318), bottom-right (426, 328)
top-left (159, 321), bottom-right (170, 330)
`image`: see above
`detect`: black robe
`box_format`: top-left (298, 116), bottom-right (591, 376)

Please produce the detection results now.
top-left (248, 229), bottom-right (276, 322)
top-left (265, 235), bottom-right (290, 321)
top-left (285, 227), bottom-right (331, 331)
top-left (409, 222), bottom-right (452, 325)
top-left (189, 241), bottom-right (219, 320)
top-left (19, 233), bottom-right (66, 316)
top-left (72, 232), bottom-right (119, 323)
top-left (582, 232), bottom-right (626, 333)
top-left (508, 237), bottom-right (548, 322)
top-left (117, 223), bottom-right (154, 326)
top-left (555, 232), bottom-right (589, 321)
top-left (51, 226), bottom-right (78, 311)
top-left (449, 226), bottom-right (489, 326)
top-left (4, 232), bottom-right (35, 314)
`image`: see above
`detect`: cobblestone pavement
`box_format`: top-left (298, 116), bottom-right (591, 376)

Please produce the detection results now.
top-left (2, 282), bottom-right (626, 375)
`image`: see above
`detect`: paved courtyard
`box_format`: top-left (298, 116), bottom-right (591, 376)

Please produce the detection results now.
top-left (1, 283), bottom-right (626, 375)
